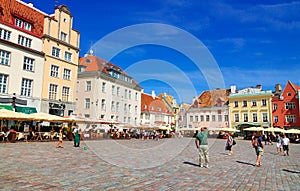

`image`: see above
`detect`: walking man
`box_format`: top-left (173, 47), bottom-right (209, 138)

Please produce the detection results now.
top-left (282, 134), bottom-right (290, 156)
top-left (195, 127), bottom-right (209, 168)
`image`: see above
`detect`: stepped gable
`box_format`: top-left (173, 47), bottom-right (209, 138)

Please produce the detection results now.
top-left (79, 55), bottom-right (141, 87)
top-left (191, 89), bottom-right (230, 108)
top-left (141, 93), bottom-right (172, 114)
top-left (0, 0), bottom-right (45, 37)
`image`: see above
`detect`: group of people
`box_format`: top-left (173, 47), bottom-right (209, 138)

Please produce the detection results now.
top-left (195, 128), bottom-right (292, 168)
top-left (56, 125), bottom-right (81, 148)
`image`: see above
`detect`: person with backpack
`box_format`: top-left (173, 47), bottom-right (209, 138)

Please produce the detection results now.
top-left (226, 132), bottom-right (235, 156)
top-left (251, 131), bottom-right (264, 167)
top-left (195, 127), bottom-right (209, 168)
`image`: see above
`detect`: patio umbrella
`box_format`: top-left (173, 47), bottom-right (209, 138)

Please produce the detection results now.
top-left (243, 127), bottom-right (265, 131)
top-left (28, 112), bottom-right (67, 122)
top-left (263, 127), bottom-right (286, 133)
top-left (285, 129), bottom-right (300, 134)
top-left (0, 108), bottom-right (33, 120)
top-left (212, 127), bottom-right (240, 132)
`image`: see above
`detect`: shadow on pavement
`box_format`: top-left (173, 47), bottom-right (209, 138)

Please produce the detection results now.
top-left (282, 169), bottom-right (300, 174)
top-left (183, 161), bottom-right (199, 167)
top-left (236, 160), bottom-right (255, 166)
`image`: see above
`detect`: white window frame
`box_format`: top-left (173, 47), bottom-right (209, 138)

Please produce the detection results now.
top-left (64, 51), bottom-right (72, 62)
top-left (62, 86), bottom-right (70, 102)
top-left (23, 57), bottom-right (35, 72)
top-left (21, 78), bottom-right (33, 97)
top-left (0, 50), bottom-right (11, 66)
top-left (49, 84), bottom-right (58, 100)
top-left (85, 98), bottom-right (91, 109)
top-left (50, 65), bottom-right (59, 78)
top-left (0, 73), bottom-right (8, 93)
top-left (0, 28), bottom-right (11, 40)
top-left (52, 47), bottom-right (61, 58)
top-left (63, 68), bottom-right (71, 80)
top-left (86, 81), bottom-right (91, 91)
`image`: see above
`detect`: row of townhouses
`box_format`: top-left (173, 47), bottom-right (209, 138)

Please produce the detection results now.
top-left (178, 82), bottom-right (300, 133)
top-left (1, 1), bottom-right (299, 133)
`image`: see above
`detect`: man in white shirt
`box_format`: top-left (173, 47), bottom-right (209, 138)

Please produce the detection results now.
top-left (282, 134), bottom-right (290, 156)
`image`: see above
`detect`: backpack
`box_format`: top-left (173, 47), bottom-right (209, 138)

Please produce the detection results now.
top-left (252, 136), bottom-right (258, 147)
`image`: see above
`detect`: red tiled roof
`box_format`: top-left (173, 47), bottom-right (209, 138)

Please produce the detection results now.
top-left (141, 93), bottom-right (172, 115)
top-left (79, 55), bottom-right (141, 87)
top-left (0, 0), bottom-right (45, 37)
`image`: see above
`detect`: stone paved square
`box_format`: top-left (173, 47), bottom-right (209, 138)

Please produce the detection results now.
top-left (0, 138), bottom-right (299, 191)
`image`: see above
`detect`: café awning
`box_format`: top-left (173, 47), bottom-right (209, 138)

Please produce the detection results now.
top-left (15, 106), bottom-right (37, 114)
top-left (0, 105), bottom-right (13, 111)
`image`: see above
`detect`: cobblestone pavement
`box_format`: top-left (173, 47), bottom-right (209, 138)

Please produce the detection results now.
top-left (0, 138), bottom-right (299, 191)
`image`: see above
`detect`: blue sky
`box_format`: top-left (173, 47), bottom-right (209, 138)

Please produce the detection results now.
top-left (23, 0), bottom-right (300, 103)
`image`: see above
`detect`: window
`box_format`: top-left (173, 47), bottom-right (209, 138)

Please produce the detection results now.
top-left (62, 87), bottom-right (70, 102)
top-left (21, 78), bottom-right (33, 97)
top-left (252, 100), bottom-right (257, 106)
top-left (274, 116), bottom-right (278, 123)
top-left (242, 100), bottom-right (247, 107)
top-left (285, 102), bottom-right (295, 110)
top-left (18, 35), bottom-right (32, 47)
top-left (273, 104), bottom-right (278, 111)
top-left (0, 73), bottom-right (8, 93)
top-left (49, 84), bottom-right (58, 100)
top-left (128, 104), bottom-right (132, 113)
top-left (116, 102), bottom-right (120, 112)
top-left (124, 104), bottom-right (127, 112)
top-left (253, 113), bottom-right (257, 122)
top-left (234, 114), bottom-right (239, 122)
top-left (23, 22), bottom-right (32, 31)
top-left (52, 47), bottom-right (61, 58)
top-left (85, 98), bottom-right (90, 109)
top-left (195, 116), bottom-right (199, 122)
top-left (224, 115), bottom-right (229, 122)
top-left (190, 116), bottom-right (193, 122)
top-left (286, 115), bottom-right (296, 123)
top-left (135, 106), bottom-right (138, 114)
top-left (262, 113), bottom-right (268, 122)
top-left (101, 99), bottom-right (106, 110)
top-left (0, 28), bottom-right (11, 40)
top-left (206, 115), bottom-right (210, 122)
top-left (125, 89), bottom-right (128, 99)
top-left (287, 92), bottom-right (292, 96)
top-left (102, 82), bottom-right (106, 93)
top-left (63, 68), bottom-right (71, 80)
top-left (15, 18), bottom-right (23, 27)
top-left (111, 101), bottom-right (115, 112)
top-left (23, 57), bottom-right (34, 71)
top-left (200, 115), bottom-right (204, 122)
top-left (112, 85), bottom-right (115, 95)
top-left (117, 87), bottom-right (120, 96)
top-left (60, 32), bottom-right (67, 42)
top-left (243, 113), bottom-right (248, 122)
top-left (86, 81), bottom-right (91, 91)
top-left (64, 51), bottom-right (72, 62)
top-left (0, 50), bottom-right (11, 65)
top-left (262, 99), bottom-right (267, 106)
top-left (50, 65), bottom-right (59, 78)
top-left (212, 115), bottom-right (216, 122)
top-left (218, 115), bottom-right (222, 122)
top-left (135, 92), bottom-right (138, 101)
top-left (234, 101), bottom-right (238, 107)
top-left (129, 90), bottom-right (132, 99)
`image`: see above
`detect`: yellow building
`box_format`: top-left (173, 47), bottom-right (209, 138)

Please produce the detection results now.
top-left (41, 5), bottom-right (80, 116)
top-left (228, 85), bottom-right (272, 131)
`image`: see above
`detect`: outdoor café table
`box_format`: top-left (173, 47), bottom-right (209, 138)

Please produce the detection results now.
top-left (16, 132), bottom-right (24, 141)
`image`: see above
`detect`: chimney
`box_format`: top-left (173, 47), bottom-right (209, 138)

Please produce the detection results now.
top-left (230, 85), bottom-right (236, 94)
top-left (151, 90), bottom-right (156, 99)
top-left (275, 84), bottom-right (282, 92)
top-left (256, 84), bottom-right (262, 90)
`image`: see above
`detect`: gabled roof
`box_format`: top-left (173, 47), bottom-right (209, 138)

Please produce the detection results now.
top-left (158, 93), bottom-right (179, 110)
top-left (79, 55), bottom-right (141, 88)
top-left (288, 80), bottom-right (300, 92)
top-left (141, 93), bottom-right (172, 115)
top-left (191, 88), bottom-right (230, 108)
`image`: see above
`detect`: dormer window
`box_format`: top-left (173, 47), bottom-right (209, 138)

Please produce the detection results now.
top-left (15, 18), bottom-right (32, 31)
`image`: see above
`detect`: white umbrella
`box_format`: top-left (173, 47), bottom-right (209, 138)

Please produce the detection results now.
top-left (212, 127), bottom-right (240, 132)
top-left (243, 127), bottom-right (265, 131)
top-left (0, 109), bottom-right (33, 120)
top-left (285, 129), bottom-right (300, 134)
top-left (263, 127), bottom-right (286, 133)
top-left (28, 112), bottom-right (67, 122)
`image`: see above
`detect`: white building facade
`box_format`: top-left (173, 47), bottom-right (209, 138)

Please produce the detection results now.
top-left (75, 55), bottom-right (143, 127)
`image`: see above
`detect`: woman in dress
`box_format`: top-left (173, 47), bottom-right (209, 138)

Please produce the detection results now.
top-left (56, 126), bottom-right (64, 148)
top-left (226, 133), bottom-right (234, 155)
